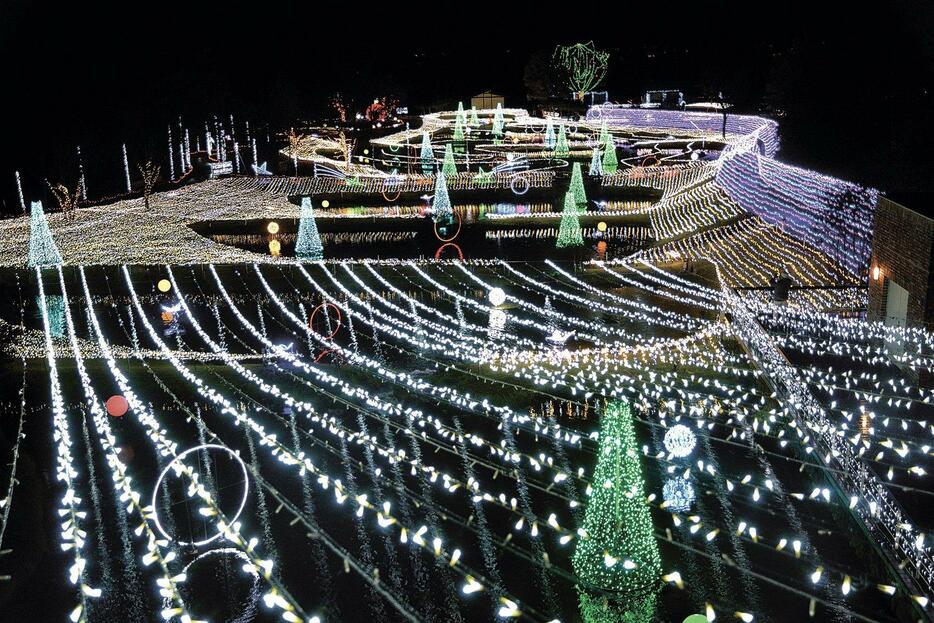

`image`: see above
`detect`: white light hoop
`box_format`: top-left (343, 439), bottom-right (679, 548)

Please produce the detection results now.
top-left (151, 443), bottom-right (250, 546)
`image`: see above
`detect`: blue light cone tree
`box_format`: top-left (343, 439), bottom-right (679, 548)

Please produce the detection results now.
top-left (572, 401), bottom-right (662, 595)
top-left (28, 201), bottom-right (63, 267)
top-left (589, 147), bottom-right (605, 176)
top-left (296, 197), bottom-right (324, 260)
top-left (555, 124), bottom-right (570, 158)
top-left (442, 143), bottom-right (457, 177)
top-left (544, 119), bottom-right (556, 149)
top-left (570, 162), bottom-right (587, 210)
top-left (431, 171), bottom-right (454, 223)
top-left (420, 132), bottom-right (434, 175)
top-left (602, 133), bottom-right (618, 175)
top-left (556, 192), bottom-right (584, 248)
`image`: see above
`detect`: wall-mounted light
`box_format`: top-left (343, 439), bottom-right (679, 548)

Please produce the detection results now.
top-left (872, 264), bottom-right (881, 281)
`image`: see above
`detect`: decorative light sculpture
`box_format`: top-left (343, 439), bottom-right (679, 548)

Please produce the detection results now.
top-left (556, 192), bottom-right (584, 248)
top-left (420, 132), bottom-right (434, 175)
top-left (663, 477), bottom-right (695, 513)
top-left (554, 42), bottom-right (610, 101)
top-left (570, 162), bottom-right (587, 209)
top-left (28, 201), bottom-right (63, 267)
top-left (295, 197), bottom-right (324, 260)
top-left (431, 171), bottom-right (454, 223)
top-left (602, 133), bottom-right (618, 175)
top-left (555, 124), bottom-right (569, 158)
top-left (663, 424), bottom-right (697, 458)
top-left (572, 401), bottom-right (662, 593)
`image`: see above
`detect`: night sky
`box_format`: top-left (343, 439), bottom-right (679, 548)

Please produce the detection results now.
top-left (2, 1), bottom-right (933, 215)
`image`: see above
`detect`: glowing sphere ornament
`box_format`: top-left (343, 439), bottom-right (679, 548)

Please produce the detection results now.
top-left (106, 395), bottom-right (129, 417)
top-left (157, 279), bottom-right (172, 293)
top-left (663, 477), bottom-right (695, 512)
top-left (663, 424), bottom-right (696, 458)
top-left (266, 221), bottom-right (280, 234)
top-left (321, 200), bottom-right (330, 208)
top-left (597, 221), bottom-right (607, 232)
top-left (488, 287), bottom-right (507, 307)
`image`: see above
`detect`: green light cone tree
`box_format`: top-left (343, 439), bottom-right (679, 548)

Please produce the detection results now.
top-left (599, 122), bottom-right (609, 145)
top-left (431, 170), bottom-right (454, 223)
top-left (442, 143), bottom-right (457, 177)
top-left (420, 133), bottom-right (434, 175)
top-left (556, 192), bottom-right (584, 248)
top-left (570, 162), bottom-right (587, 210)
top-left (296, 197), bottom-right (324, 260)
top-left (589, 146), bottom-right (605, 176)
top-left (453, 115), bottom-right (466, 152)
top-left (469, 106), bottom-right (481, 127)
top-left (572, 401), bottom-right (661, 594)
top-left (602, 133), bottom-right (618, 175)
top-left (28, 201), bottom-right (63, 267)
top-left (554, 124), bottom-right (569, 158)
top-left (544, 119), bottom-right (556, 149)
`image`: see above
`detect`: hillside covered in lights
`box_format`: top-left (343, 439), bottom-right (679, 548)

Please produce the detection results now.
top-left (0, 98), bottom-right (931, 623)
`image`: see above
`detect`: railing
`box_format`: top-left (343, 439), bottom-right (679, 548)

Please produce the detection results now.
top-left (722, 286), bottom-right (934, 610)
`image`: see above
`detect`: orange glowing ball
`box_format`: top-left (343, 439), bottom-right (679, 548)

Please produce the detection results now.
top-left (597, 241), bottom-right (607, 253)
top-left (161, 311), bottom-right (174, 323)
top-left (157, 279), bottom-right (171, 293)
top-left (267, 221), bottom-right (280, 234)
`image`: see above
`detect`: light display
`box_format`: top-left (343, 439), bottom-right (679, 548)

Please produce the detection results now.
top-left (295, 197), bottom-right (324, 260)
top-left (573, 401), bottom-right (662, 593)
top-left (469, 106), bottom-right (480, 127)
top-left (554, 42), bottom-right (610, 100)
top-left (556, 192), bottom-right (584, 248)
top-left (544, 119), bottom-right (556, 149)
top-left (7, 100), bottom-right (933, 623)
top-left (570, 162), bottom-right (587, 209)
top-left (431, 170), bottom-right (454, 223)
top-left (28, 201), bottom-right (62, 267)
top-left (663, 424), bottom-right (697, 458)
top-left (555, 124), bottom-right (569, 158)
top-left (601, 133), bottom-right (618, 175)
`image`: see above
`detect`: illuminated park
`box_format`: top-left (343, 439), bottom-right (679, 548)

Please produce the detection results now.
top-left (1, 18), bottom-right (933, 623)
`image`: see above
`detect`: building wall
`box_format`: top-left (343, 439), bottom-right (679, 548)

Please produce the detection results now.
top-left (868, 197), bottom-right (934, 327)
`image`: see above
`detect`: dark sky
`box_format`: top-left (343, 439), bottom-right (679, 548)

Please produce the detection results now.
top-left (2, 1), bottom-right (933, 214)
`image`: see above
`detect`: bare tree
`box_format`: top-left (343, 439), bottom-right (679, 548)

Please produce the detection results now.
top-left (48, 181), bottom-right (82, 221)
top-left (287, 128), bottom-right (302, 175)
top-left (138, 160), bottom-right (161, 211)
top-left (338, 131), bottom-right (352, 167)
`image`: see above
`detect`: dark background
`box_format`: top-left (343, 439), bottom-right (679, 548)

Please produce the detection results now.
top-left (2, 1), bottom-right (933, 215)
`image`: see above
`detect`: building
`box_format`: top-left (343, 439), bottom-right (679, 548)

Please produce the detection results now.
top-left (470, 91), bottom-right (504, 110)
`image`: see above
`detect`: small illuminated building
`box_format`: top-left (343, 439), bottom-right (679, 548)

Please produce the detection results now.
top-left (470, 90), bottom-right (504, 110)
